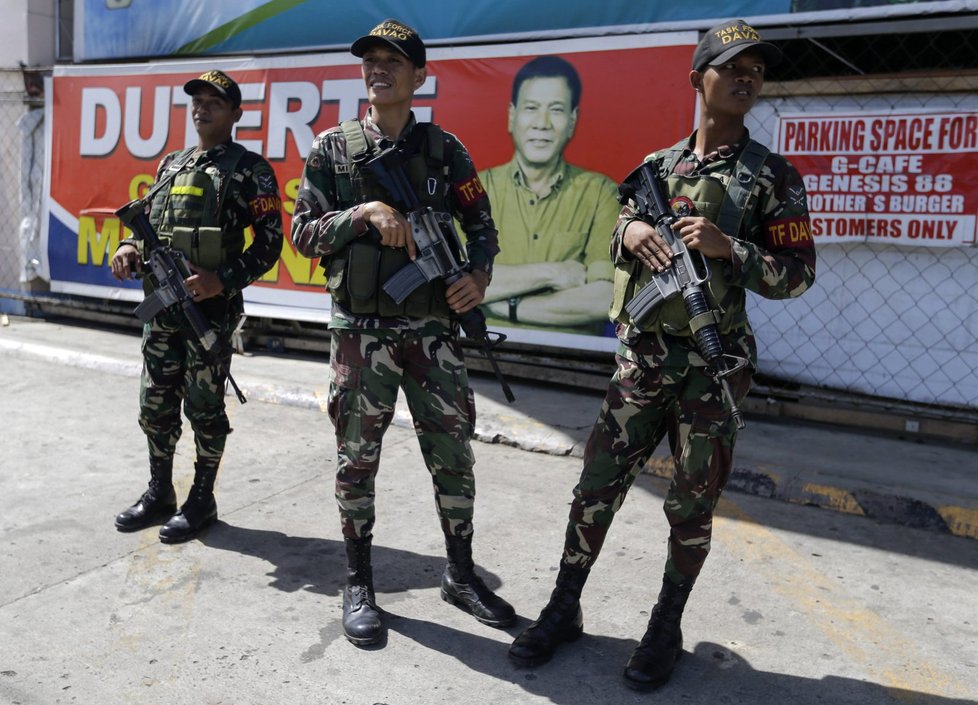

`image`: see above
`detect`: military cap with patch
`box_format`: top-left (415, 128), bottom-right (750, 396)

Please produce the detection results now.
top-left (691, 19), bottom-right (781, 72)
top-left (351, 18), bottom-right (426, 68)
top-left (183, 70), bottom-right (242, 109)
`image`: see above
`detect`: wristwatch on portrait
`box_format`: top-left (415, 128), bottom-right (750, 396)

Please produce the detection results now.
top-left (508, 296), bottom-right (521, 324)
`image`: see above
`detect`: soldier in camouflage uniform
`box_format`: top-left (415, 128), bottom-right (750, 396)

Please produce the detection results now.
top-left (111, 70), bottom-right (284, 544)
top-left (290, 19), bottom-right (514, 646)
top-left (509, 20), bottom-right (817, 689)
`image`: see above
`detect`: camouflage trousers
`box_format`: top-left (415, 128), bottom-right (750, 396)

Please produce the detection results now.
top-left (138, 303), bottom-right (237, 471)
top-left (562, 331), bottom-right (753, 585)
top-left (327, 319), bottom-right (477, 541)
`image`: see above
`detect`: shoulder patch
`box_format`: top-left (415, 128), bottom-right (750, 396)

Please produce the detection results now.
top-left (454, 174), bottom-right (486, 208)
top-left (765, 216), bottom-right (813, 250)
top-left (249, 195), bottom-right (282, 219)
top-left (257, 170), bottom-right (277, 193)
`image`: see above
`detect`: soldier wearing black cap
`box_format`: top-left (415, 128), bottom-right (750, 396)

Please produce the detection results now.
top-left (111, 69), bottom-right (283, 544)
top-left (291, 20), bottom-right (512, 646)
top-left (509, 20), bottom-right (816, 690)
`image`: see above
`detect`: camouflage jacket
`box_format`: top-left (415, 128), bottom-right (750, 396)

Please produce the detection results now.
top-left (145, 140), bottom-right (284, 298)
top-left (612, 130), bottom-right (817, 363)
top-left (290, 111), bottom-right (499, 327)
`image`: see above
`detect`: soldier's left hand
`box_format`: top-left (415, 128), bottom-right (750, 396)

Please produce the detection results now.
top-left (185, 264), bottom-right (223, 301)
top-left (446, 270), bottom-right (489, 314)
top-left (673, 217), bottom-right (733, 260)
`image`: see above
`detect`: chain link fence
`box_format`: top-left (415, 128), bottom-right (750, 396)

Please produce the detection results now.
top-left (0, 70), bottom-right (26, 297)
top-left (745, 21), bottom-right (978, 418)
top-left (0, 67), bottom-right (44, 310)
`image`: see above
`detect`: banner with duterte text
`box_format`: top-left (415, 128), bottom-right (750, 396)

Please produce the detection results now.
top-left (775, 110), bottom-right (978, 247)
top-left (44, 34), bottom-right (698, 350)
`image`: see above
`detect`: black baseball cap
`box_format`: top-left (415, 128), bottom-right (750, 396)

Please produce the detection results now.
top-left (183, 70), bottom-right (242, 109)
top-left (691, 19), bottom-right (781, 72)
top-left (351, 18), bottom-right (426, 68)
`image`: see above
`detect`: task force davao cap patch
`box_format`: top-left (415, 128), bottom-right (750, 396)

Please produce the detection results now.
top-left (350, 18), bottom-right (426, 67)
top-left (691, 19), bottom-right (781, 71)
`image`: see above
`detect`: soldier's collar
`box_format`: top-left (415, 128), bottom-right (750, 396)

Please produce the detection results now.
top-left (683, 129), bottom-right (751, 166)
top-left (194, 138), bottom-right (234, 159)
top-left (363, 108), bottom-right (418, 144)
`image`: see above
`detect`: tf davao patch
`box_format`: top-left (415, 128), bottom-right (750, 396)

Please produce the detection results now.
top-left (249, 194), bottom-right (282, 219)
top-left (454, 175), bottom-right (486, 208)
top-left (765, 216), bottom-right (813, 249)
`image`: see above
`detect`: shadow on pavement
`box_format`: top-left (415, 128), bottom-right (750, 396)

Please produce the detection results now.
top-left (389, 614), bottom-right (975, 705)
top-left (198, 522), bottom-right (507, 597)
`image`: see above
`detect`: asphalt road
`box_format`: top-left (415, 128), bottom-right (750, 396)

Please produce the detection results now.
top-left (1, 330), bottom-right (976, 705)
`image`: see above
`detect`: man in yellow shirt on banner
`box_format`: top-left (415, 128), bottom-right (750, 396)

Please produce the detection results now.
top-left (480, 55), bottom-right (620, 336)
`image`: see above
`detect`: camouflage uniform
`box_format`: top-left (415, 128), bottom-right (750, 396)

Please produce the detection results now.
top-left (130, 142), bottom-right (284, 471)
top-left (291, 111), bottom-right (499, 540)
top-left (563, 131), bottom-right (816, 585)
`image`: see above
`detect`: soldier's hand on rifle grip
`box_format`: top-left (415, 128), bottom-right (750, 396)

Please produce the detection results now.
top-left (185, 263), bottom-right (223, 301)
top-left (446, 270), bottom-right (489, 314)
top-left (362, 200), bottom-right (417, 261)
top-left (622, 219), bottom-right (673, 272)
top-left (111, 244), bottom-right (142, 281)
top-left (672, 216), bottom-right (733, 261)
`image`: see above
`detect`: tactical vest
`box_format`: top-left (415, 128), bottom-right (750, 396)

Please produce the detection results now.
top-left (610, 139), bottom-right (769, 335)
top-left (325, 120), bottom-right (454, 318)
top-left (147, 144), bottom-right (246, 273)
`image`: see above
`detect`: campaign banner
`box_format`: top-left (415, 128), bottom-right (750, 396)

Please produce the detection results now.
top-left (775, 110), bottom-right (978, 247)
top-left (44, 34), bottom-right (698, 350)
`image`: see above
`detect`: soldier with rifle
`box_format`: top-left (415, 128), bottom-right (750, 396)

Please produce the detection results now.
top-left (508, 20), bottom-right (816, 690)
top-left (290, 19), bottom-right (515, 646)
top-left (111, 70), bottom-right (284, 544)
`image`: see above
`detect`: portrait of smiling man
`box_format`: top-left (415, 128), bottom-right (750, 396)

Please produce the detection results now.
top-left (479, 55), bottom-right (620, 335)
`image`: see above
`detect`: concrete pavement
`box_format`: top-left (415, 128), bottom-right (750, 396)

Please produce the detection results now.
top-left (2, 314), bottom-right (976, 541)
top-left (2, 314), bottom-right (977, 705)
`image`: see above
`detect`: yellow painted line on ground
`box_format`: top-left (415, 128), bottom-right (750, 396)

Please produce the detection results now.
top-left (751, 465), bottom-right (783, 486)
top-left (798, 482), bottom-right (866, 515)
top-left (937, 505), bottom-right (978, 540)
top-left (110, 452), bottom-right (202, 646)
top-left (716, 498), bottom-right (973, 702)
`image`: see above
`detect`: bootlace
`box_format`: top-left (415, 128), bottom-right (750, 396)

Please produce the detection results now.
top-left (346, 583), bottom-right (374, 610)
top-left (140, 482), bottom-right (170, 505)
top-left (636, 608), bottom-right (681, 654)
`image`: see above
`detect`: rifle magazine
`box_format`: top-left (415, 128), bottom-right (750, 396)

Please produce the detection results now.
top-left (382, 263), bottom-right (427, 304)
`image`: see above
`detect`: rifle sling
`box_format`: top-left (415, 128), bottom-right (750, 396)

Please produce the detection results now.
top-left (688, 310), bottom-right (720, 335)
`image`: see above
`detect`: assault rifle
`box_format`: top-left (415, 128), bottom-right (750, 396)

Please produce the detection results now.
top-left (618, 162), bottom-right (748, 428)
top-left (365, 145), bottom-right (515, 403)
top-left (115, 199), bottom-right (247, 404)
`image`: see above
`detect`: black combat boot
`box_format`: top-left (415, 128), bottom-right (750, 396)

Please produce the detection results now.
top-left (441, 535), bottom-right (516, 627)
top-left (158, 462), bottom-right (219, 544)
top-left (342, 536), bottom-right (383, 646)
top-left (622, 577), bottom-right (695, 691)
top-left (508, 563), bottom-right (590, 667)
top-left (114, 459), bottom-right (177, 532)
